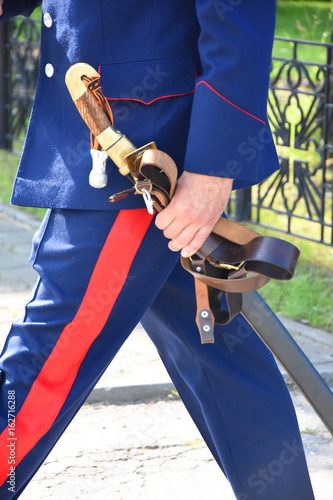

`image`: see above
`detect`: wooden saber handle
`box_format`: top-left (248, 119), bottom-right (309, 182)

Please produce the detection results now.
top-left (75, 89), bottom-right (111, 137)
top-left (65, 63), bottom-right (135, 176)
top-left (65, 63), bottom-right (110, 137)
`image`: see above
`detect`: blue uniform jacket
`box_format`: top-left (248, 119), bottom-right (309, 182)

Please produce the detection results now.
top-left (1, 0), bottom-right (279, 211)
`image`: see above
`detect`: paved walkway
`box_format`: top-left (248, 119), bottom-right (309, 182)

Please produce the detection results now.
top-left (0, 203), bottom-right (332, 499)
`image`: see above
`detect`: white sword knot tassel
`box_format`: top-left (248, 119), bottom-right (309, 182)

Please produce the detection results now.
top-left (89, 149), bottom-right (109, 188)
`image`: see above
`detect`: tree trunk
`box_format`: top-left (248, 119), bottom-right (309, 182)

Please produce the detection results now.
top-left (328, 13), bottom-right (333, 146)
top-left (0, 22), bottom-right (11, 150)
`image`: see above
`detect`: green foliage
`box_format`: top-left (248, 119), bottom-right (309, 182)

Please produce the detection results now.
top-left (275, 1), bottom-right (332, 43)
top-left (31, 5), bottom-right (42, 18)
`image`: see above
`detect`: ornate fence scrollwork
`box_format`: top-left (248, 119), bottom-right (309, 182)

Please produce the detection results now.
top-left (234, 37), bottom-right (333, 246)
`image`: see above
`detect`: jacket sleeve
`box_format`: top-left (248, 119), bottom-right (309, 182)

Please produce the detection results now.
top-left (0, 0), bottom-right (41, 22)
top-left (183, 0), bottom-right (278, 186)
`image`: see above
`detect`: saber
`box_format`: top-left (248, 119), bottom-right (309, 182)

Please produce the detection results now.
top-left (65, 63), bottom-right (333, 436)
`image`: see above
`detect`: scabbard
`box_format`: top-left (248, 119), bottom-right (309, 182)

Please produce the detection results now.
top-left (241, 291), bottom-right (333, 437)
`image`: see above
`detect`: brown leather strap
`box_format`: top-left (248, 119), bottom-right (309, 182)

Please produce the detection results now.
top-left (194, 278), bottom-right (215, 344)
top-left (181, 218), bottom-right (299, 293)
top-left (139, 149), bottom-right (178, 211)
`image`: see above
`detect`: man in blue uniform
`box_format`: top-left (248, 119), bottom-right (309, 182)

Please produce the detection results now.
top-left (0, 1), bottom-right (315, 498)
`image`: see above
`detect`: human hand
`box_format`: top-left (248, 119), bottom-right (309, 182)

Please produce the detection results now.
top-left (155, 171), bottom-right (233, 258)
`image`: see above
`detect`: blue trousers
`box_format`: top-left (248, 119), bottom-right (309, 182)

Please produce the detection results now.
top-left (0, 208), bottom-right (314, 499)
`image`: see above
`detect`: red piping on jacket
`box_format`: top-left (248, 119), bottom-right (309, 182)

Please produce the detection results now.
top-left (195, 80), bottom-right (266, 124)
top-left (98, 64), bottom-right (265, 124)
top-left (106, 91), bottom-right (194, 106)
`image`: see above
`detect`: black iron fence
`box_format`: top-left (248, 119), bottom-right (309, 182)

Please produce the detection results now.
top-left (233, 37), bottom-right (333, 246)
top-left (0, 18), bottom-right (332, 245)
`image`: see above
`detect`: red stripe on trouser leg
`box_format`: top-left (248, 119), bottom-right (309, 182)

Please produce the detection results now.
top-left (0, 209), bottom-right (153, 485)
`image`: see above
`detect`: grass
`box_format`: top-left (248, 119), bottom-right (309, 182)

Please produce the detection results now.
top-left (275, 1), bottom-right (332, 43)
top-left (301, 428), bottom-right (318, 435)
top-left (274, 1), bottom-right (332, 65)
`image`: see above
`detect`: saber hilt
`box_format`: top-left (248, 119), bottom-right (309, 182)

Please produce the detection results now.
top-left (65, 63), bottom-right (157, 188)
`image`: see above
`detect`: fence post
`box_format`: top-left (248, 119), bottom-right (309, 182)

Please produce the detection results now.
top-left (0, 21), bottom-right (11, 150)
top-left (235, 187), bottom-right (251, 221)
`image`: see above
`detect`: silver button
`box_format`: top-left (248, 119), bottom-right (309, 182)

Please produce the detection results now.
top-left (43, 12), bottom-right (53, 28)
top-left (45, 63), bottom-right (54, 78)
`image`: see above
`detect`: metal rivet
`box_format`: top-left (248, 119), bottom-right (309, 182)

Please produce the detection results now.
top-left (203, 325), bottom-right (211, 332)
top-left (201, 311), bottom-right (209, 318)
top-left (43, 12), bottom-right (53, 28)
top-left (45, 63), bottom-right (54, 78)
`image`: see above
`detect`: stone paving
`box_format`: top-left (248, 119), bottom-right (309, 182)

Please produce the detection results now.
top-left (0, 204), bottom-right (332, 499)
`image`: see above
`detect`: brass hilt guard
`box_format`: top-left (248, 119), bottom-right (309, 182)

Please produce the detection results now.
top-left (65, 63), bottom-right (156, 177)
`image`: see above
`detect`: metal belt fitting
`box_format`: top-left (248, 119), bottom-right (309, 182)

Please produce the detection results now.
top-left (217, 260), bottom-right (245, 270)
top-left (205, 254), bottom-right (246, 271)
top-left (109, 179), bottom-right (154, 214)
top-left (134, 179), bottom-right (154, 214)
